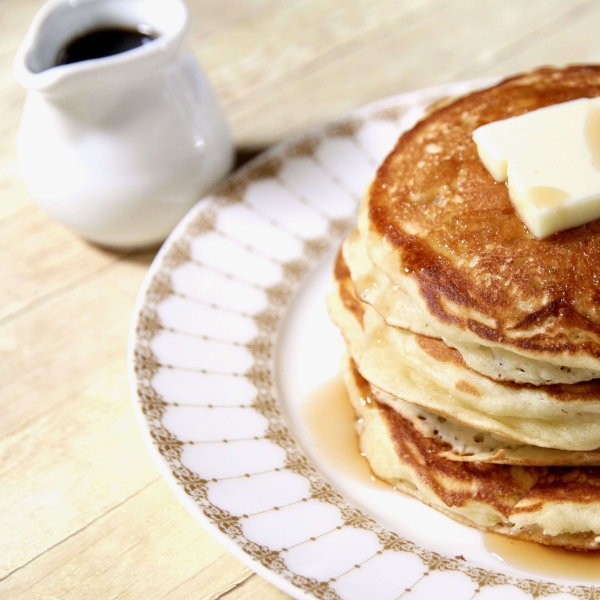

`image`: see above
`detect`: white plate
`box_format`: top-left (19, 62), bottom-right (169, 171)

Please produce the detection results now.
top-left (129, 80), bottom-right (596, 600)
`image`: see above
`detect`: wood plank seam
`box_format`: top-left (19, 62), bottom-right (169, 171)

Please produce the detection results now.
top-left (0, 251), bottom-right (132, 327)
top-left (0, 478), bottom-right (159, 585)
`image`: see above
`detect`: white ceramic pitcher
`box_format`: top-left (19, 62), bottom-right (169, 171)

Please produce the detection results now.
top-left (14, 0), bottom-right (233, 248)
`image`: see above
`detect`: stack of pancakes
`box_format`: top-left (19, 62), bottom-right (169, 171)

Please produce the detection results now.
top-left (328, 66), bottom-right (600, 549)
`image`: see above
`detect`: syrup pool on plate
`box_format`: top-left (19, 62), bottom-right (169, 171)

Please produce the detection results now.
top-left (303, 375), bottom-right (389, 490)
top-left (306, 375), bottom-right (600, 583)
top-left (485, 531), bottom-right (600, 582)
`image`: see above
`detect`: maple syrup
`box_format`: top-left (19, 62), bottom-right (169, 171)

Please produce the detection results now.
top-left (484, 532), bottom-right (600, 582)
top-left (305, 378), bottom-right (600, 582)
top-left (303, 375), bottom-right (389, 489)
top-left (56, 26), bottom-right (157, 66)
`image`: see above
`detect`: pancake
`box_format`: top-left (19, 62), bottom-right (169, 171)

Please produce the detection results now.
top-left (343, 353), bottom-right (600, 549)
top-left (329, 66), bottom-right (600, 549)
top-left (364, 65), bottom-right (600, 372)
top-left (329, 250), bottom-right (600, 453)
top-left (370, 383), bottom-right (600, 466)
top-left (344, 225), bottom-right (600, 386)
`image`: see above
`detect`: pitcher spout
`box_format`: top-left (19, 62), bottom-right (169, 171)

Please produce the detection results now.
top-left (14, 0), bottom-right (190, 97)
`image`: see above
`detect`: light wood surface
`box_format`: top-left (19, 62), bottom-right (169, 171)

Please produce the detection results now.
top-left (3, 1), bottom-right (600, 598)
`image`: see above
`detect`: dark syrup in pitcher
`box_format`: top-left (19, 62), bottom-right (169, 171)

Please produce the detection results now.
top-left (56, 26), bottom-right (158, 66)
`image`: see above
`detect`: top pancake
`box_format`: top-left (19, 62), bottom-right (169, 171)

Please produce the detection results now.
top-left (366, 66), bottom-right (600, 369)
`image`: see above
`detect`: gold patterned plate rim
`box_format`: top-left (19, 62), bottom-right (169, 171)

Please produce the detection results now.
top-left (128, 78), bottom-right (593, 600)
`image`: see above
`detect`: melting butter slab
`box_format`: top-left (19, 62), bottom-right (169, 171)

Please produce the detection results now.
top-left (473, 97), bottom-right (600, 238)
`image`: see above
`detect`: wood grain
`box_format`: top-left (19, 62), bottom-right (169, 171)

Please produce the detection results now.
top-left (2, 0), bottom-right (599, 598)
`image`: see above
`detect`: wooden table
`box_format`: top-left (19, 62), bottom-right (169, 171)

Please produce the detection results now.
top-left (3, 1), bottom-right (600, 597)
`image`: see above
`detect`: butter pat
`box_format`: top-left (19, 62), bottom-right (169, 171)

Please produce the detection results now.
top-left (472, 97), bottom-right (600, 238)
